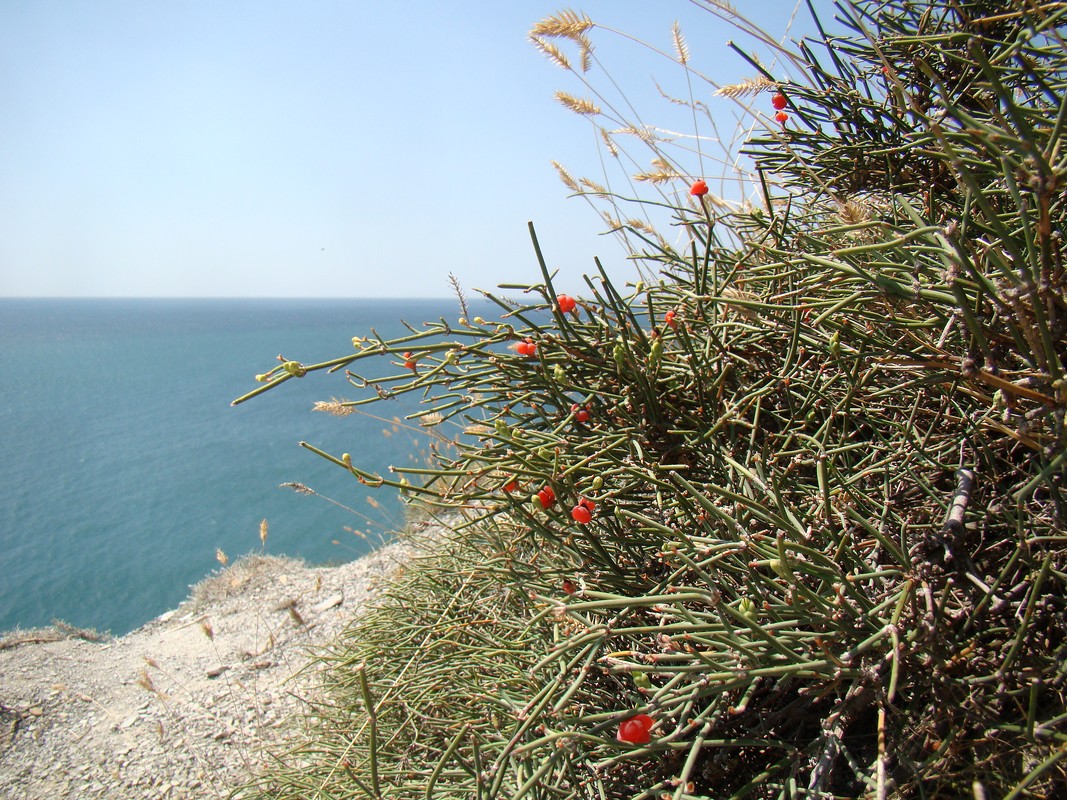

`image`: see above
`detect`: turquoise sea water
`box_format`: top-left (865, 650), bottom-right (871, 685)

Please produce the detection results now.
top-left (0, 298), bottom-right (473, 635)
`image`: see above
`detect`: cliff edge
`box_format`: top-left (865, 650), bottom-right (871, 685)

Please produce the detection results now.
top-left (0, 543), bottom-right (408, 800)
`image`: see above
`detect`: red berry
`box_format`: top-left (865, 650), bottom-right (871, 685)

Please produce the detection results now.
top-left (571, 403), bottom-right (590, 423)
top-left (663, 309), bottom-right (677, 330)
top-left (557, 294), bottom-right (577, 313)
top-left (771, 92), bottom-right (787, 110)
top-left (578, 497), bottom-right (596, 510)
top-left (689, 179), bottom-right (709, 197)
top-left (404, 360), bottom-right (417, 370)
top-left (403, 351), bottom-right (413, 359)
top-left (562, 579), bottom-right (577, 594)
top-left (571, 504), bottom-right (592, 524)
top-left (503, 479), bottom-right (518, 493)
top-left (775, 111), bottom-right (789, 124)
top-left (616, 713), bottom-right (654, 745)
top-left (537, 486), bottom-right (556, 508)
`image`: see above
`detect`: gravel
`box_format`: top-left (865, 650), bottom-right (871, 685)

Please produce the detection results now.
top-left (0, 543), bottom-right (410, 800)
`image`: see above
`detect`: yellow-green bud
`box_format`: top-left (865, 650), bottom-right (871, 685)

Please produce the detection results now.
top-left (649, 339), bottom-right (663, 368)
top-left (458, 317), bottom-right (468, 326)
top-left (254, 373), bottom-right (269, 383)
top-left (829, 331), bottom-right (841, 359)
top-left (474, 316), bottom-right (486, 325)
top-left (591, 476), bottom-right (604, 490)
top-left (342, 453), bottom-right (352, 467)
top-left (769, 558), bottom-right (791, 580)
top-left (283, 360), bottom-right (307, 377)
top-left (632, 672), bottom-right (651, 690)
top-left (553, 364), bottom-right (566, 382)
top-left (739, 597), bottom-right (757, 620)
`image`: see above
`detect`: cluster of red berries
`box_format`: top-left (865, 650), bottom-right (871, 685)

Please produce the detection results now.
top-left (557, 294), bottom-right (577, 314)
top-left (616, 713), bottom-right (654, 745)
top-left (571, 496), bottom-right (595, 524)
top-left (534, 485), bottom-right (556, 509)
top-left (515, 337), bottom-right (537, 357)
top-left (772, 91), bottom-right (788, 124)
top-left (403, 351), bottom-right (417, 370)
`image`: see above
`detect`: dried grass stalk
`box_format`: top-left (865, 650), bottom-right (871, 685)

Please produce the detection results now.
top-left (554, 91), bottom-right (601, 116)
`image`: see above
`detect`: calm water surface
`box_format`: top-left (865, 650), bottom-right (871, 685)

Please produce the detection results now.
top-left (0, 298), bottom-right (475, 634)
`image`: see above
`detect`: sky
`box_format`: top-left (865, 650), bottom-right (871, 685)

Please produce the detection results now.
top-left (0, 0), bottom-right (837, 298)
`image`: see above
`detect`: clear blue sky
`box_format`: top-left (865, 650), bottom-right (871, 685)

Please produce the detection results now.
top-left (0, 1), bottom-right (835, 298)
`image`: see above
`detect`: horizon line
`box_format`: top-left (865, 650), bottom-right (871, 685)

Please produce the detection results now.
top-left (0, 295), bottom-right (481, 301)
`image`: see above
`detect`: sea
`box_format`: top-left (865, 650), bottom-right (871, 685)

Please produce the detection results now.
top-left (0, 297), bottom-right (482, 636)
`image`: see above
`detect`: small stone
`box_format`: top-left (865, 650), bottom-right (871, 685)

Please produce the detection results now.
top-left (311, 593), bottom-right (343, 614)
top-left (28, 706), bottom-right (43, 717)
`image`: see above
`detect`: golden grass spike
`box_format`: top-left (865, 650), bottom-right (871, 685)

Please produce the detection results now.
top-left (529, 36), bottom-right (571, 71)
top-left (672, 20), bottom-right (689, 64)
top-left (448, 272), bottom-right (470, 320)
top-left (634, 170), bottom-right (680, 184)
top-left (715, 76), bottom-right (776, 98)
top-left (552, 160), bottom-right (581, 191)
top-left (554, 91), bottom-right (601, 116)
top-left (613, 124), bottom-right (657, 144)
top-left (215, 548), bottom-right (229, 567)
top-left (625, 218), bottom-right (661, 237)
top-left (313, 399), bottom-right (355, 416)
top-left (579, 177), bottom-right (608, 193)
top-left (599, 128), bottom-right (619, 157)
top-left (259, 517), bottom-right (269, 548)
top-left (579, 35), bottom-right (594, 73)
top-left (529, 9), bottom-right (593, 41)
top-left (838, 198), bottom-right (871, 225)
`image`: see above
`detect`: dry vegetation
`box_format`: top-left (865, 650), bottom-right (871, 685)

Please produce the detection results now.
top-left (234, 2), bottom-right (1066, 798)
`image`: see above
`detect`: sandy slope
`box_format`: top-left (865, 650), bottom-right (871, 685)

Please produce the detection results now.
top-left (0, 544), bottom-right (408, 800)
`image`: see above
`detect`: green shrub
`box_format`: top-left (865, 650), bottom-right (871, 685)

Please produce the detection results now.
top-left (236, 1), bottom-right (1066, 797)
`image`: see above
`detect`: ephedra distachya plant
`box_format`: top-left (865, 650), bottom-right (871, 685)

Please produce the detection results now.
top-left (236, 2), bottom-right (1066, 797)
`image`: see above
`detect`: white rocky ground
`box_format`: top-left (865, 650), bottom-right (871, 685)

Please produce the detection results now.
top-left (0, 543), bottom-right (409, 800)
